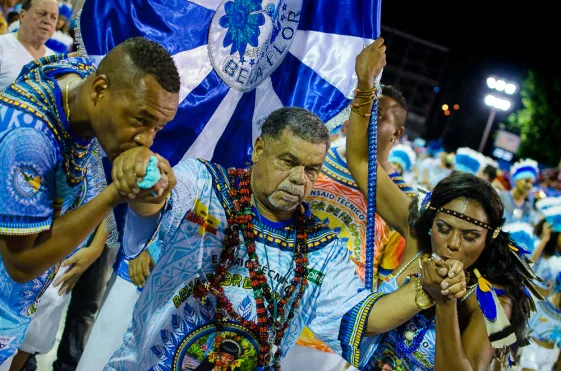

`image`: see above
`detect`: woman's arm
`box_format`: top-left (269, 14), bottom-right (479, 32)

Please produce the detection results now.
top-left (531, 222), bottom-right (551, 262)
top-left (434, 292), bottom-right (512, 371)
top-left (368, 259), bottom-right (467, 335)
top-left (346, 40), bottom-right (411, 237)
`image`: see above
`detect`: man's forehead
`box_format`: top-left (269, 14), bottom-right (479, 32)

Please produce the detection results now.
top-left (265, 130), bottom-right (327, 161)
top-left (33, 0), bottom-right (58, 10)
top-left (36, 0), bottom-right (58, 7)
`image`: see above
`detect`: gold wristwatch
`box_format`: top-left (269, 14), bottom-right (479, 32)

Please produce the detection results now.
top-left (414, 276), bottom-right (435, 309)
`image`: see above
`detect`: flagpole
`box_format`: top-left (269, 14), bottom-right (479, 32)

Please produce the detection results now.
top-left (364, 90), bottom-right (378, 291)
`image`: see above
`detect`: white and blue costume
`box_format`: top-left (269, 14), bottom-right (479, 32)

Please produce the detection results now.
top-left (499, 159), bottom-right (539, 225)
top-left (0, 56), bottom-right (103, 365)
top-left (519, 298), bottom-right (561, 370)
top-left (106, 159), bottom-right (381, 370)
top-left (388, 144), bottom-right (416, 174)
top-left (453, 147), bottom-right (486, 175)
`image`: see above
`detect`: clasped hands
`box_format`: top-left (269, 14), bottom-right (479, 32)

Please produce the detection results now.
top-left (421, 254), bottom-right (467, 303)
top-left (111, 147), bottom-right (176, 204)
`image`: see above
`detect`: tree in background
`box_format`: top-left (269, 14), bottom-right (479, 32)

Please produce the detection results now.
top-left (505, 70), bottom-right (561, 167)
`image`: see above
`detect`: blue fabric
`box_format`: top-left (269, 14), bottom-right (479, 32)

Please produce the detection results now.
top-left (79, 0), bottom-right (381, 169)
top-left (388, 151), bottom-right (412, 173)
top-left (527, 299), bottom-right (561, 345)
top-left (80, 0), bottom-right (213, 56)
top-left (45, 38), bottom-right (70, 53)
top-left (212, 88), bottom-right (256, 167)
top-left (0, 129), bottom-right (57, 234)
top-left (513, 166), bottom-right (538, 182)
top-left (509, 230), bottom-right (537, 253)
top-left (543, 187), bottom-right (561, 197)
top-left (0, 57), bottom-right (99, 364)
top-left (58, 3), bottom-right (73, 20)
top-left (367, 275), bottom-right (435, 370)
top-left (499, 191), bottom-right (535, 225)
top-left (153, 70), bottom-right (230, 167)
top-left (270, 52), bottom-right (350, 124)
top-left (454, 153), bottom-right (481, 174)
top-left (533, 256), bottom-right (561, 291)
top-left (366, 267), bottom-right (493, 370)
top-left (298, 0), bottom-right (381, 38)
top-left (137, 156), bottom-right (161, 189)
top-left (546, 214), bottom-right (561, 233)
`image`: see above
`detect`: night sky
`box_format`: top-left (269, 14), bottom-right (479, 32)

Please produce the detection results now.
top-left (380, 1), bottom-right (556, 153)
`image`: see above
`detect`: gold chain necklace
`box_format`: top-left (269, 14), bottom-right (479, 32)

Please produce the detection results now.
top-left (64, 77), bottom-right (83, 121)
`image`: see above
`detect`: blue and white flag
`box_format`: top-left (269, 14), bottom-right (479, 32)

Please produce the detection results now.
top-left (79, 0), bottom-right (381, 168)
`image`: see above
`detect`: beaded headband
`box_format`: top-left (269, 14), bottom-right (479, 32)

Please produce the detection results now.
top-left (426, 202), bottom-right (501, 239)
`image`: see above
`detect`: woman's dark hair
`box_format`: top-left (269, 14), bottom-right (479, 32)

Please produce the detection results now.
top-left (534, 218), bottom-right (561, 257)
top-left (409, 172), bottom-right (532, 354)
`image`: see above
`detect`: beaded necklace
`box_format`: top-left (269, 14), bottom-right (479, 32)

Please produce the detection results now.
top-left (396, 315), bottom-right (435, 358)
top-left (193, 168), bottom-right (309, 370)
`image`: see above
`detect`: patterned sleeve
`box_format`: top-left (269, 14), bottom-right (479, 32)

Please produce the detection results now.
top-left (307, 240), bottom-right (384, 368)
top-left (388, 170), bottom-right (417, 197)
top-left (0, 128), bottom-right (58, 236)
top-left (122, 159), bottom-right (209, 261)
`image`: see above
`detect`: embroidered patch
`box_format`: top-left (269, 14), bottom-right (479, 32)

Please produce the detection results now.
top-left (14, 166), bottom-right (42, 197)
top-left (209, 0), bottom-right (303, 92)
top-left (306, 268), bottom-right (325, 286)
top-left (150, 299), bottom-right (260, 371)
top-left (185, 199), bottom-right (220, 236)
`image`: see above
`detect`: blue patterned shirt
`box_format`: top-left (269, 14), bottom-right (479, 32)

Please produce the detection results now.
top-left (0, 55), bottom-right (100, 363)
top-left (107, 159), bottom-right (381, 370)
top-left (527, 298), bottom-right (561, 346)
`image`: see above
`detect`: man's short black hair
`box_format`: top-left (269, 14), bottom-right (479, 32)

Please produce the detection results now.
top-left (21, 0), bottom-right (33, 11)
top-left (7, 12), bottom-right (19, 24)
top-left (97, 37), bottom-right (180, 94)
top-left (482, 164), bottom-right (498, 182)
top-left (381, 84), bottom-right (408, 126)
top-left (261, 107), bottom-right (330, 150)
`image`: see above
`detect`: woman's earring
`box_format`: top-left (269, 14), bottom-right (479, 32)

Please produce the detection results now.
top-left (428, 229), bottom-right (432, 236)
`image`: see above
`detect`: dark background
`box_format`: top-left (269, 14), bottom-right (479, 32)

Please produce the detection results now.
top-left (381, 1), bottom-right (555, 152)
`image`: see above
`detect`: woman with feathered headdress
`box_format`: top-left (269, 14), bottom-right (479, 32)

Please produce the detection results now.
top-left (348, 89), bottom-right (542, 370)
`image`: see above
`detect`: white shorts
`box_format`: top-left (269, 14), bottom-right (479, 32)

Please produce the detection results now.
top-left (518, 339), bottom-right (560, 370)
top-left (281, 344), bottom-right (352, 371)
top-left (19, 266), bottom-right (71, 355)
top-left (0, 352), bottom-right (15, 371)
top-left (76, 273), bottom-right (139, 371)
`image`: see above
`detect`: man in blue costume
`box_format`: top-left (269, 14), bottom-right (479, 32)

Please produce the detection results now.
top-left (0, 37), bottom-right (180, 369)
top-left (106, 68), bottom-right (467, 371)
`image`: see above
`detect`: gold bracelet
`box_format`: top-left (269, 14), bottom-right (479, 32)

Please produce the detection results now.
top-left (354, 87), bottom-right (376, 97)
top-left (351, 107), bottom-right (372, 118)
top-left (355, 92), bottom-right (376, 98)
top-left (352, 98), bottom-right (375, 108)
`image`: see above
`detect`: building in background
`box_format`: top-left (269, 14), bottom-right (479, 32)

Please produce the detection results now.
top-left (381, 25), bottom-right (449, 140)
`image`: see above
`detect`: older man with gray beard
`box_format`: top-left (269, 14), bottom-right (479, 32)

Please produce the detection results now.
top-left (79, 104), bottom-right (465, 371)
